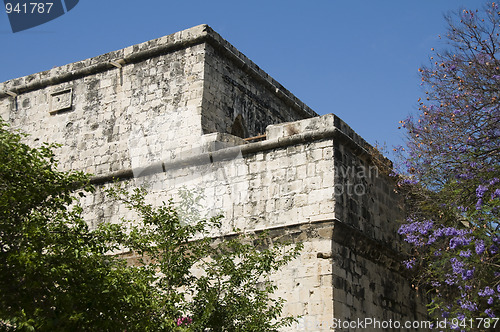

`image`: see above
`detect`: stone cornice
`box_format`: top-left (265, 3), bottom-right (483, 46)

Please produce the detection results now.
top-left (90, 126), bottom-right (371, 185)
top-left (0, 24), bottom-right (317, 119)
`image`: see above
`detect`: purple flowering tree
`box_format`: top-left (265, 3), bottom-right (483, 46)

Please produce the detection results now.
top-left (396, 2), bottom-right (500, 328)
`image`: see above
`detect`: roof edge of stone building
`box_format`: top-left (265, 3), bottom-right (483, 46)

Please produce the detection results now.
top-left (0, 24), bottom-right (210, 97)
top-left (0, 24), bottom-right (318, 118)
top-left (201, 25), bottom-right (318, 119)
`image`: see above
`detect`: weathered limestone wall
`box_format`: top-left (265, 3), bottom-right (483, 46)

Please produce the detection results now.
top-left (75, 114), bottom-right (427, 330)
top-left (331, 233), bottom-right (427, 327)
top-left (72, 114), bottom-right (340, 329)
top-left (0, 25), bottom-right (428, 331)
top-left (78, 116), bottom-right (336, 232)
top-left (0, 24), bottom-right (317, 177)
top-left (0, 36), bottom-right (207, 176)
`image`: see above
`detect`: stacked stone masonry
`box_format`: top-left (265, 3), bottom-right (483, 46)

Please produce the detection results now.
top-left (0, 25), bottom-right (428, 331)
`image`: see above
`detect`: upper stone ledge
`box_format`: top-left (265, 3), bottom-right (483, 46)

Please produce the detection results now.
top-left (0, 24), bottom-right (317, 118)
top-left (264, 114), bottom-right (393, 169)
top-left (266, 113), bottom-right (365, 146)
top-left (0, 24), bottom-right (210, 96)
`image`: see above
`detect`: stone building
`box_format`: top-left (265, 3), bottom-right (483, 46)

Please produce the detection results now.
top-left (0, 25), bottom-right (428, 330)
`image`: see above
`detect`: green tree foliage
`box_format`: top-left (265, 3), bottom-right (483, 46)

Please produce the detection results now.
top-left (0, 120), bottom-right (162, 331)
top-left (0, 118), bottom-right (302, 331)
top-left (107, 185), bottom-right (302, 331)
top-left (396, 2), bottom-right (500, 328)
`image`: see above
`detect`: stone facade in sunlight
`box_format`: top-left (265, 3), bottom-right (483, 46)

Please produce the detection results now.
top-left (0, 24), bottom-right (428, 330)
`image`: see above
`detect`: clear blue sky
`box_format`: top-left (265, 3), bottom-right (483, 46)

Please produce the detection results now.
top-left (0, 0), bottom-right (484, 160)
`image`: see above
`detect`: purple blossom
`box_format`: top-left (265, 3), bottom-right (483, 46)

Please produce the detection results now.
top-left (476, 240), bottom-right (485, 255)
top-left (485, 309), bottom-right (496, 318)
top-left (398, 220), bottom-right (434, 246)
top-left (450, 258), bottom-right (464, 274)
top-left (462, 268), bottom-right (475, 280)
top-left (448, 227), bottom-right (471, 237)
top-left (457, 172), bottom-right (474, 180)
top-left (445, 274), bottom-right (456, 285)
top-left (476, 198), bottom-right (483, 210)
top-left (401, 177), bottom-right (419, 185)
top-left (400, 5), bottom-right (500, 320)
top-left (427, 235), bottom-right (437, 245)
top-left (476, 185), bottom-right (487, 198)
top-left (433, 228), bottom-right (445, 237)
top-left (459, 249), bottom-right (471, 257)
top-left (449, 235), bottom-right (472, 249)
top-left (404, 259), bottom-right (415, 269)
top-left (419, 221), bottom-right (434, 233)
top-left (459, 300), bottom-right (477, 312)
top-left (431, 281), bottom-right (441, 287)
top-left (492, 189), bottom-right (500, 199)
top-left (479, 287), bottom-right (495, 297)
top-left (406, 234), bottom-right (424, 246)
